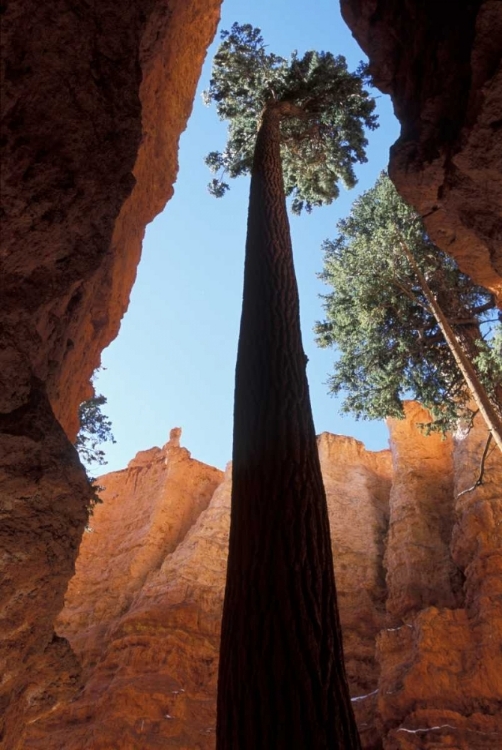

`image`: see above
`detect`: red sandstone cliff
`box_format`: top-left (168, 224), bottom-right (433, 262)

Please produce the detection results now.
top-left (22, 430), bottom-right (392, 749)
top-left (58, 428), bottom-right (223, 672)
top-left (378, 404), bottom-right (502, 749)
top-left (2, 2), bottom-right (502, 747)
top-left (0, 3), bottom-right (221, 744)
top-left (22, 409), bottom-right (502, 750)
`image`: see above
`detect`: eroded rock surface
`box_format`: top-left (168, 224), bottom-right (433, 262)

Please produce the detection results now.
top-left (341, 0), bottom-right (502, 303)
top-left (58, 428), bottom-right (223, 672)
top-left (21, 410), bottom-right (502, 749)
top-left (2, 2), bottom-right (502, 747)
top-left (0, 2), bottom-right (221, 744)
top-left (0, 384), bottom-right (89, 745)
top-left (23, 433), bottom-right (392, 749)
top-left (319, 433), bottom-right (392, 750)
top-left (377, 408), bottom-right (502, 749)
top-left (385, 402), bottom-right (461, 620)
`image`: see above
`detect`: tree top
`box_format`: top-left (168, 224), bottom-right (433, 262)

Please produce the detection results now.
top-left (204, 22), bottom-right (377, 214)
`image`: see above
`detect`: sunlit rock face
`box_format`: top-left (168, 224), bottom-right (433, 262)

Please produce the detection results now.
top-left (57, 429), bottom-right (224, 671)
top-left (2, 2), bottom-right (501, 746)
top-left (21, 411), bottom-right (502, 749)
top-left (341, 0), bottom-right (502, 305)
top-left (378, 406), bottom-right (502, 750)
top-left (319, 433), bottom-right (392, 750)
top-left (0, 2), bottom-right (221, 744)
top-left (385, 403), bottom-right (461, 621)
top-left (22, 432), bottom-right (393, 749)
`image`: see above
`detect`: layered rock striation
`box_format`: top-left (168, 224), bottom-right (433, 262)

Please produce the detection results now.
top-left (2, 1), bottom-right (501, 747)
top-left (58, 428), bottom-right (223, 671)
top-left (378, 405), bottom-right (502, 749)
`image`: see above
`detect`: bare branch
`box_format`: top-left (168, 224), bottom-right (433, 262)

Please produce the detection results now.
top-left (456, 433), bottom-right (493, 498)
top-left (471, 296), bottom-right (496, 316)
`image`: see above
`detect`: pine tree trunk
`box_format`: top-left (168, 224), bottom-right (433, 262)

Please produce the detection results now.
top-left (216, 105), bottom-right (361, 750)
top-left (400, 239), bottom-right (502, 453)
top-left (454, 324), bottom-right (502, 416)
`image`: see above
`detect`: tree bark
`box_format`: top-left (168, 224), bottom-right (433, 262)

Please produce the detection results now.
top-left (216, 105), bottom-right (361, 749)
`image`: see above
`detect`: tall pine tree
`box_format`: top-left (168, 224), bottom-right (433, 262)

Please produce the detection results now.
top-left (316, 172), bottom-right (502, 447)
top-left (205, 23), bottom-right (376, 749)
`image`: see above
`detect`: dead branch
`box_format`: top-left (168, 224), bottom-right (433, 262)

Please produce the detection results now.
top-left (456, 433), bottom-right (493, 498)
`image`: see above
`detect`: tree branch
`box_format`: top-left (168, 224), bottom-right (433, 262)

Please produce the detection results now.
top-left (456, 433), bottom-right (493, 498)
top-left (471, 296), bottom-right (496, 316)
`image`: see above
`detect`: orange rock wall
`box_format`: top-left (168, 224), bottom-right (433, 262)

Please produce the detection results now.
top-left (24, 410), bottom-right (502, 750)
top-left (2, 2), bottom-right (501, 748)
top-left (1, 0), bottom-right (221, 439)
top-left (318, 433), bottom-right (392, 750)
top-left (385, 403), bottom-right (461, 620)
top-left (0, 2), bottom-right (221, 746)
top-left (58, 429), bottom-right (223, 671)
top-left (378, 406), bottom-right (502, 749)
top-left (23, 433), bottom-right (393, 749)
top-left (0, 389), bottom-right (89, 746)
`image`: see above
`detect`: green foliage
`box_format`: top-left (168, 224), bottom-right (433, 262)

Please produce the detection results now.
top-left (75, 394), bottom-right (115, 514)
top-left (474, 327), bottom-right (502, 404)
top-left (204, 22), bottom-right (377, 214)
top-left (316, 172), bottom-right (500, 433)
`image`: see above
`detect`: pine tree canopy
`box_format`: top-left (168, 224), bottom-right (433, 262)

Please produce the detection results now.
top-left (316, 172), bottom-right (502, 433)
top-left (75, 394), bottom-right (115, 470)
top-left (204, 22), bottom-right (377, 214)
top-left (75, 393), bottom-right (116, 516)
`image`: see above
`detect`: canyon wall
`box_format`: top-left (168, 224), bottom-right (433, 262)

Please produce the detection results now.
top-left (0, 2), bottom-right (221, 746)
top-left (379, 404), bottom-right (502, 749)
top-left (22, 409), bottom-right (502, 749)
top-left (2, 1), bottom-right (501, 747)
top-left (22, 431), bottom-right (393, 749)
top-left (341, 0), bottom-right (502, 303)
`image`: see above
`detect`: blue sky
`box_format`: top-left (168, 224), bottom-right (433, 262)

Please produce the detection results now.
top-left (93, 0), bottom-right (400, 473)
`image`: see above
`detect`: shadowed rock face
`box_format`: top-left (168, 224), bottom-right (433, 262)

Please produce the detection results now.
top-left (0, 2), bottom-right (221, 746)
top-left (1, 0), bottom-right (221, 437)
top-left (341, 0), bottom-right (502, 304)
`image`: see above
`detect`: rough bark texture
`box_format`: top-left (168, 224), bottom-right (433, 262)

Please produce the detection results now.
top-left (217, 107), bottom-right (360, 749)
top-left (0, 1), bottom-right (221, 746)
top-left (400, 242), bottom-right (502, 452)
top-left (341, 0), bottom-right (502, 304)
